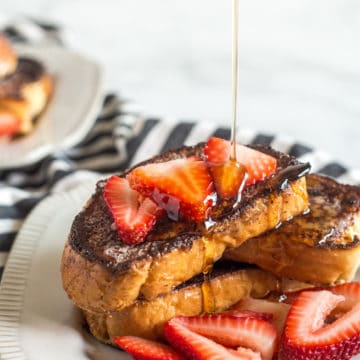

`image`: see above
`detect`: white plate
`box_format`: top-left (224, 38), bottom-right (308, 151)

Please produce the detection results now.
top-left (0, 182), bottom-right (130, 359)
top-left (0, 45), bottom-right (103, 169)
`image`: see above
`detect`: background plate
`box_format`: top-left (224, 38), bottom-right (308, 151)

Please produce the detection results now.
top-left (0, 45), bottom-right (103, 169)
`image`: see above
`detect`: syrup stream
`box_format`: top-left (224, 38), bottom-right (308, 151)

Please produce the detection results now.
top-left (231, 0), bottom-right (240, 161)
top-left (200, 1), bottom-right (243, 312)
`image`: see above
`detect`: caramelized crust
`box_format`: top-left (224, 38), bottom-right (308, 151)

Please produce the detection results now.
top-left (225, 174), bottom-right (360, 284)
top-left (61, 144), bottom-right (310, 313)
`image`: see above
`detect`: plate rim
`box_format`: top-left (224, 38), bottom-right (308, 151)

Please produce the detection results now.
top-left (0, 180), bottom-right (95, 359)
top-left (0, 45), bottom-right (103, 170)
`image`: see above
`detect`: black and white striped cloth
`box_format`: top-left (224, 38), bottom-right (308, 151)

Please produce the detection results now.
top-left (0, 18), bottom-right (359, 281)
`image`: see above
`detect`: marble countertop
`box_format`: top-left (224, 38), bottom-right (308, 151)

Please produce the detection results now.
top-left (2, 0), bottom-right (359, 168)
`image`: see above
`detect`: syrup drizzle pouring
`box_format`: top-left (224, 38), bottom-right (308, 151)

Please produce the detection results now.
top-left (231, 0), bottom-right (240, 162)
top-left (204, 0), bottom-right (248, 231)
top-left (227, 0), bottom-right (248, 207)
top-left (201, 0), bottom-right (244, 312)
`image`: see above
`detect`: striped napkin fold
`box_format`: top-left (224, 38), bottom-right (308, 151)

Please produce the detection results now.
top-left (0, 17), bottom-right (359, 281)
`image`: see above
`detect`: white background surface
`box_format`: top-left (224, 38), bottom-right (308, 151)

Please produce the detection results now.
top-left (1, 0), bottom-right (359, 168)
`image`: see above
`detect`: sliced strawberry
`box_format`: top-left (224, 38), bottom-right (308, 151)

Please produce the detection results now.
top-left (224, 309), bottom-right (273, 322)
top-left (327, 282), bottom-right (360, 311)
top-left (280, 290), bottom-right (360, 360)
top-left (104, 176), bottom-right (163, 245)
top-left (165, 320), bottom-right (247, 359)
top-left (229, 347), bottom-right (261, 360)
top-left (203, 137), bottom-right (277, 187)
top-left (207, 160), bottom-right (248, 199)
top-left (283, 287), bottom-right (316, 305)
top-left (203, 137), bottom-right (232, 163)
top-left (231, 298), bottom-right (290, 335)
top-left (168, 314), bottom-right (278, 360)
top-left (127, 156), bottom-right (214, 222)
top-left (0, 113), bottom-right (20, 135)
top-left (284, 282), bottom-right (360, 308)
top-left (113, 336), bottom-right (184, 360)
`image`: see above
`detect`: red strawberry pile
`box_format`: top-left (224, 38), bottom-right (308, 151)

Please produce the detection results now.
top-left (104, 137), bottom-right (277, 245)
top-left (113, 282), bottom-right (360, 360)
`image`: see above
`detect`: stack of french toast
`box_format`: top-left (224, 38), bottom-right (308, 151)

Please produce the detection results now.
top-left (61, 137), bottom-right (360, 359)
top-left (0, 34), bottom-right (52, 136)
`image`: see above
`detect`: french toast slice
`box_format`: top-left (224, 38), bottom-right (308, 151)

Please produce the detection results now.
top-left (0, 58), bottom-right (53, 134)
top-left (82, 261), bottom-right (280, 344)
top-left (225, 174), bottom-right (360, 284)
top-left (61, 144), bottom-right (310, 313)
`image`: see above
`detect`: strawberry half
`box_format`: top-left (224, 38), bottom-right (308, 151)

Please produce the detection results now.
top-left (229, 347), bottom-right (261, 360)
top-left (104, 176), bottom-right (163, 245)
top-left (0, 113), bottom-right (20, 135)
top-left (203, 137), bottom-right (277, 187)
top-left (284, 282), bottom-right (360, 308)
top-left (280, 289), bottom-right (360, 360)
top-left (208, 160), bottom-right (248, 199)
top-left (224, 309), bottom-right (273, 322)
top-left (127, 156), bottom-right (215, 222)
top-left (327, 282), bottom-right (360, 311)
top-left (113, 336), bottom-right (184, 360)
top-left (168, 314), bottom-right (278, 360)
top-left (231, 298), bottom-right (290, 335)
top-left (165, 320), bottom-right (247, 360)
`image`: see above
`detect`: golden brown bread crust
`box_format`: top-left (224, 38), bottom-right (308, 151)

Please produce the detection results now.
top-left (225, 174), bottom-right (360, 284)
top-left (61, 145), bottom-right (310, 313)
top-left (0, 35), bottom-right (17, 78)
top-left (82, 262), bottom-right (280, 343)
top-left (0, 58), bottom-right (53, 134)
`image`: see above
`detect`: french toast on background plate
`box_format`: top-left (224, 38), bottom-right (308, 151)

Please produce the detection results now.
top-left (0, 34), bottom-right (53, 136)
